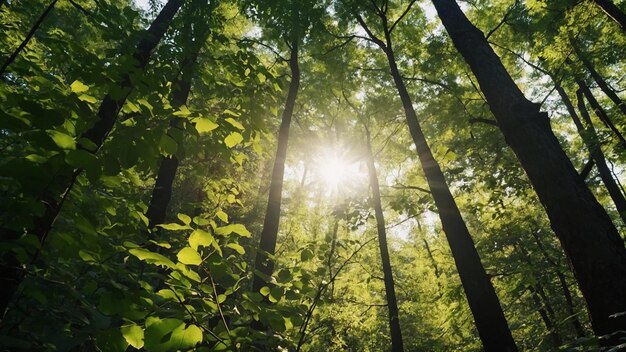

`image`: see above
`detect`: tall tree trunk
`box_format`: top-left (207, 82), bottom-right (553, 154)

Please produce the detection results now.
top-left (251, 40), bottom-right (300, 294)
top-left (575, 84), bottom-right (626, 224)
top-left (357, 11), bottom-right (517, 351)
top-left (592, 0), bottom-right (626, 31)
top-left (529, 230), bottom-right (587, 337)
top-left (530, 286), bottom-right (563, 348)
top-left (554, 80), bottom-right (626, 224)
top-left (431, 0), bottom-right (626, 340)
top-left (365, 128), bottom-right (405, 352)
top-left (0, 0), bottom-right (58, 75)
top-left (578, 80), bottom-right (626, 148)
top-left (574, 48), bottom-right (626, 117)
top-left (0, 0), bottom-right (183, 321)
top-left (145, 50), bottom-right (200, 228)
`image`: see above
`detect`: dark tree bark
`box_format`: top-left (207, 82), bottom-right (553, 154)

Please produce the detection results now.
top-left (356, 8), bottom-right (517, 351)
top-left (553, 80), bottom-right (626, 225)
top-left (574, 84), bottom-right (626, 224)
top-left (578, 80), bottom-right (626, 148)
top-left (530, 286), bottom-right (563, 348)
top-left (592, 0), bottom-right (626, 32)
top-left (0, 0), bottom-right (58, 75)
top-left (0, 0), bottom-right (183, 321)
top-left (431, 0), bottom-right (626, 340)
top-left (574, 48), bottom-right (626, 117)
top-left (365, 128), bottom-right (405, 352)
top-left (145, 51), bottom-right (200, 228)
top-left (251, 41), bottom-right (300, 294)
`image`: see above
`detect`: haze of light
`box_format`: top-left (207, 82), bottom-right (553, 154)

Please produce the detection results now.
top-left (312, 147), bottom-right (364, 195)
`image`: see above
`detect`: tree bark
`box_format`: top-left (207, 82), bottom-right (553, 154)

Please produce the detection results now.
top-left (357, 10), bottom-right (517, 351)
top-left (530, 286), bottom-right (563, 348)
top-left (0, 0), bottom-right (58, 75)
top-left (0, 0), bottom-right (183, 321)
top-left (578, 80), bottom-right (626, 148)
top-left (575, 49), bottom-right (626, 117)
top-left (575, 84), bottom-right (626, 224)
top-left (251, 41), bottom-right (300, 294)
top-left (432, 0), bottom-right (626, 340)
top-left (365, 128), bottom-right (405, 352)
top-left (592, 0), bottom-right (626, 32)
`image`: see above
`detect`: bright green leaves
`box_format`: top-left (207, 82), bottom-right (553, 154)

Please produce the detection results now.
top-left (144, 318), bottom-right (202, 352)
top-left (121, 324), bottom-right (144, 349)
top-left (194, 117), bottom-right (219, 133)
top-left (188, 229), bottom-right (213, 250)
top-left (215, 223), bottom-right (251, 237)
top-left (177, 247), bottom-right (202, 265)
top-left (70, 80), bottom-right (89, 93)
top-left (177, 213), bottom-right (192, 225)
top-left (128, 248), bottom-right (176, 269)
top-left (48, 130), bottom-right (76, 150)
top-left (225, 117), bottom-right (244, 130)
top-left (224, 132), bottom-right (244, 148)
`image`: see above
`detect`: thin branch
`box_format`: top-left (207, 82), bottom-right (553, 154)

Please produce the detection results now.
top-left (355, 14), bottom-right (386, 49)
top-left (389, 0), bottom-right (418, 33)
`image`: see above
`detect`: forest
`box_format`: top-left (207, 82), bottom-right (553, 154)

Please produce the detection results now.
top-left (1, 0), bottom-right (626, 350)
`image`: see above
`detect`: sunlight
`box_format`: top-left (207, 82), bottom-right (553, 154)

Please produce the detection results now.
top-left (313, 147), bottom-right (364, 194)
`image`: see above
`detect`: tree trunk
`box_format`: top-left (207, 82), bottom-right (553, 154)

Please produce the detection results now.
top-left (530, 286), bottom-right (563, 348)
top-left (576, 50), bottom-right (626, 117)
top-left (431, 0), bottom-right (626, 340)
top-left (145, 50), bottom-right (200, 228)
top-left (365, 129), bottom-right (405, 352)
top-left (0, 0), bottom-right (183, 321)
top-left (575, 84), bottom-right (626, 224)
top-left (592, 0), bottom-right (626, 32)
top-left (0, 0), bottom-right (58, 75)
top-left (357, 11), bottom-right (517, 351)
top-left (554, 80), bottom-right (626, 225)
top-left (251, 40), bottom-right (300, 294)
top-left (578, 80), bottom-right (626, 148)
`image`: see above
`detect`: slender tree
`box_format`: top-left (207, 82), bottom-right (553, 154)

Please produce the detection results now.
top-left (592, 0), bottom-right (626, 31)
top-left (364, 126), bottom-right (404, 352)
top-left (353, 3), bottom-right (518, 350)
top-left (0, 0), bottom-right (58, 75)
top-left (432, 0), bottom-right (626, 340)
top-left (0, 0), bottom-right (184, 320)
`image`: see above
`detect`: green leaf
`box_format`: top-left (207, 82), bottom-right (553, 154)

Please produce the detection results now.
top-left (177, 213), bottom-right (192, 225)
top-left (157, 223), bottom-right (191, 231)
top-left (260, 286), bottom-right (270, 296)
top-left (70, 80), bottom-right (89, 93)
top-left (173, 105), bottom-right (191, 117)
top-left (48, 130), bottom-right (76, 150)
top-left (129, 248), bottom-right (175, 269)
top-left (188, 229), bottom-right (213, 250)
top-left (301, 248), bottom-right (313, 262)
top-left (226, 243), bottom-right (245, 255)
top-left (224, 109), bottom-right (240, 117)
top-left (224, 132), bottom-right (243, 148)
top-left (225, 118), bottom-right (244, 130)
top-left (215, 224), bottom-right (251, 237)
top-left (159, 134), bottom-right (178, 156)
top-left (216, 210), bottom-right (228, 223)
top-left (65, 149), bottom-right (98, 170)
top-left (177, 247), bottom-right (202, 265)
top-left (145, 318), bottom-right (202, 352)
top-left (120, 325), bottom-right (144, 349)
top-left (194, 117), bottom-right (219, 133)
top-left (78, 94), bottom-right (98, 104)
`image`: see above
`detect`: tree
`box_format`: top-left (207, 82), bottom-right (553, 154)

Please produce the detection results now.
top-left (431, 0), bottom-right (626, 340)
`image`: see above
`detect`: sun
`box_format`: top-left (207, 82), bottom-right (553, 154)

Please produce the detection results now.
top-left (313, 147), bottom-right (363, 194)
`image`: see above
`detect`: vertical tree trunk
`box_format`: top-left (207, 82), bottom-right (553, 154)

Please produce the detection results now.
top-left (251, 41), bottom-right (300, 294)
top-left (431, 0), bottom-right (626, 340)
top-left (0, 0), bottom-right (183, 321)
top-left (578, 80), bottom-right (626, 148)
top-left (554, 80), bottom-right (626, 224)
top-left (575, 84), bottom-right (626, 224)
top-left (365, 129), bottom-right (405, 352)
top-left (357, 11), bottom-right (517, 351)
top-left (530, 286), bottom-right (563, 348)
top-left (145, 50), bottom-right (200, 228)
top-left (0, 0), bottom-right (58, 75)
top-left (575, 50), bottom-right (626, 117)
top-left (592, 0), bottom-right (626, 32)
